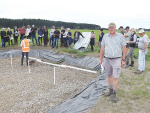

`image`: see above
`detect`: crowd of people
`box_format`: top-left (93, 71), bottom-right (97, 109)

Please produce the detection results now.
top-left (0, 25), bottom-right (89, 49)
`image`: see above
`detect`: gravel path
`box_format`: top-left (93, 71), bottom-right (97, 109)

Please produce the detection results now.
top-left (0, 57), bottom-right (98, 113)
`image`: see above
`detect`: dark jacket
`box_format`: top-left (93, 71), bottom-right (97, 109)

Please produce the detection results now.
top-left (99, 32), bottom-right (104, 41)
top-left (1, 31), bottom-right (6, 39)
top-left (38, 29), bottom-right (44, 36)
top-left (43, 29), bottom-right (48, 39)
top-left (7, 31), bottom-right (12, 37)
top-left (74, 31), bottom-right (84, 41)
top-left (129, 33), bottom-right (137, 48)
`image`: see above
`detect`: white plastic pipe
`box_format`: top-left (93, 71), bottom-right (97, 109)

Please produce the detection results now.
top-left (28, 57), bottom-right (97, 73)
top-left (54, 67), bottom-right (55, 85)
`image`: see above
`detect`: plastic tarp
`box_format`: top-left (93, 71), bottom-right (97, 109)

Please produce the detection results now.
top-left (0, 49), bottom-right (108, 113)
top-left (73, 32), bottom-right (92, 52)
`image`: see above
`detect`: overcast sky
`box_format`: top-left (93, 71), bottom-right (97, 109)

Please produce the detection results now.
top-left (0, 0), bottom-right (150, 29)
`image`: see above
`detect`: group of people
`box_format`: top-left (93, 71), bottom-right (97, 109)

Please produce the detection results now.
top-left (1, 25), bottom-right (88, 49)
top-left (99, 22), bottom-right (149, 103)
top-left (119, 26), bottom-right (149, 74)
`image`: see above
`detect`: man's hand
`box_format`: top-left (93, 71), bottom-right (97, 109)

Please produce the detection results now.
top-left (99, 60), bottom-right (102, 65)
top-left (126, 41), bottom-right (129, 43)
top-left (121, 61), bottom-right (125, 67)
top-left (142, 50), bottom-right (145, 52)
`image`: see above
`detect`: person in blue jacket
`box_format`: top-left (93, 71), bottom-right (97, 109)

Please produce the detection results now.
top-left (99, 29), bottom-right (104, 52)
top-left (38, 27), bottom-right (44, 46)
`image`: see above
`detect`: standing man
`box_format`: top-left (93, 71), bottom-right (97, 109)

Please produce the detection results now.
top-left (99, 29), bottom-right (104, 52)
top-left (1, 28), bottom-right (7, 47)
top-left (20, 35), bottom-right (31, 66)
top-left (19, 26), bottom-right (26, 42)
top-left (60, 26), bottom-right (65, 47)
top-left (119, 26), bottom-right (124, 35)
top-left (124, 26), bottom-right (131, 54)
top-left (99, 22), bottom-right (126, 103)
top-left (74, 28), bottom-right (85, 44)
top-left (52, 27), bottom-right (60, 48)
top-left (134, 29), bottom-right (149, 74)
top-left (31, 25), bottom-right (37, 45)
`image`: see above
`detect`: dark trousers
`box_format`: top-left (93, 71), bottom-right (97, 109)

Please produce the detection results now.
top-left (20, 34), bottom-right (25, 42)
top-left (52, 36), bottom-right (54, 44)
top-left (50, 38), bottom-right (52, 46)
top-left (8, 39), bottom-right (13, 46)
top-left (91, 45), bottom-right (94, 51)
top-left (22, 52), bottom-right (29, 65)
top-left (74, 40), bottom-right (78, 44)
top-left (14, 36), bottom-right (18, 45)
top-left (38, 37), bottom-right (42, 45)
top-left (63, 38), bottom-right (66, 47)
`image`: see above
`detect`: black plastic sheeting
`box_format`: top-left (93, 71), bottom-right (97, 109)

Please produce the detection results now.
top-left (46, 73), bottom-right (108, 113)
top-left (0, 49), bottom-right (108, 113)
top-left (0, 49), bottom-right (101, 71)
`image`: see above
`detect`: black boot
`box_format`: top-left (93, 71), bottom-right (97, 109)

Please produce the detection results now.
top-left (105, 88), bottom-right (113, 96)
top-left (26, 60), bottom-right (29, 66)
top-left (129, 61), bottom-right (134, 67)
top-left (124, 61), bottom-right (129, 68)
top-left (112, 92), bottom-right (117, 103)
top-left (21, 59), bottom-right (23, 66)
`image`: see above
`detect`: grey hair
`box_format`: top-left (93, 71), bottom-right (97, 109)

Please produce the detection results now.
top-left (130, 28), bottom-right (137, 34)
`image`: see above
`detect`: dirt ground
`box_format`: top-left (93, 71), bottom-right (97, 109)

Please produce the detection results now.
top-left (0, 57), bottom-right (99, 113)
top-left (87, 59), bottom-right (150, 113)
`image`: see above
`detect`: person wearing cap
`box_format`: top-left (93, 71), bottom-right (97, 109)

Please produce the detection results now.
top-left (74, 28), bottom-right (85, 44)
top-left (26, 25), bottom-right (31, 39)
top-left (134, 29), bottom-right (149, 74)
top-left (52, 27), bottom-right (60, 48)
top-left (119, 26), bottom-right (124, 35)
top-left (19, 26), bottom-right (26, 42)
top-left (124, 28), bottom-right (137, 68)
top-left (124, 26), bottom-right (131, 54)
top-left (13, 26), bottom-right (19, 45)
top-left (99, 22), bottom-right (126, 103)
top-left (1, 28), bottom-right (7, 47)
top-left (31, 25), bottom-right (37, 45)
top-left (99, 29), bottom-right (104, 52)
top-left (20, 35), bottom-right (31, 66)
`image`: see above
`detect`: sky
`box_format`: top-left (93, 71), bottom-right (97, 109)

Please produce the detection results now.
top-left (0, 0), bottom-right (150, 29)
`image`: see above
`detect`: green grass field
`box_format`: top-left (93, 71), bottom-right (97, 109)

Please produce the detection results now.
top-left (0, 29), bottom-right (150, 60)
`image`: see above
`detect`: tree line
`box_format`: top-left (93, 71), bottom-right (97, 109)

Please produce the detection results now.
top-left (0, 18), bottom-right (101, 30)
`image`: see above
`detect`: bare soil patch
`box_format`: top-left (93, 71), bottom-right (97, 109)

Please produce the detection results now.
top-left (0, 57), bottom-right (99, 113)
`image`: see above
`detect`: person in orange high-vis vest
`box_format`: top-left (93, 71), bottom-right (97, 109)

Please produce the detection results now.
top-left (20, 35), bottom-right (31, 66)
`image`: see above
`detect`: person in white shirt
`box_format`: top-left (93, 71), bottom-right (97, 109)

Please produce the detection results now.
top-left (49, 26), bottom-right (55, 46)
top-left (26, 25), bottom-right (31, 39)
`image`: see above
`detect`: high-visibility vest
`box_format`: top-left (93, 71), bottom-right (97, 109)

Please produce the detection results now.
top-left (22, 39), bottom-right (30, 52)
